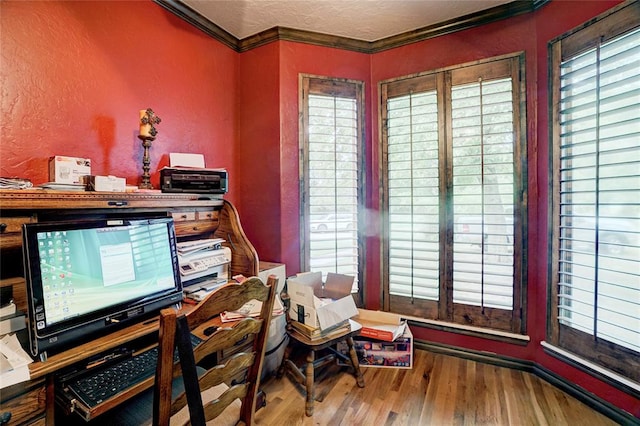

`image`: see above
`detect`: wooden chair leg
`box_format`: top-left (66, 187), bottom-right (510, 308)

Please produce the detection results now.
top-left (346, 337), bottom-right (365, 388)
top-left (277, 343), bottom-right (293, 378)
top-left (305, 349), bottom-right (315, 416)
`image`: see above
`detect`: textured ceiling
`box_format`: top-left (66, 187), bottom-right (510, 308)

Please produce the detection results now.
top-left (180, 0), bottom-right (515, 42)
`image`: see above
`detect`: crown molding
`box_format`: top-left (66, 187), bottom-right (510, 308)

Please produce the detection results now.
top-left (369, 0), bottom-right (548, 53)
top-left (238, 27), bottom-right (371, 53)
top-left (153, 0), bottom-right (239, 51)
top-left (155, 0), bottom-right (549, 54)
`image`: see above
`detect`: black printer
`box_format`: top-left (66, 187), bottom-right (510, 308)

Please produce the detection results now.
top-left (160, 167), bottom-right (228, 194)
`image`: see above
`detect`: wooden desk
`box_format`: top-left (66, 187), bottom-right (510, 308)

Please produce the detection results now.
top-left (0, 190), bottom-right (260, 425)
top-left (2, 291), bottom-right (244, 425)
top-left (279, 320), bottom-right (365, 416)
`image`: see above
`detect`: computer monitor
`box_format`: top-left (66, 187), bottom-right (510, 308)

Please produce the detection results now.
top-left (22, 216), bottom-right (183, 360)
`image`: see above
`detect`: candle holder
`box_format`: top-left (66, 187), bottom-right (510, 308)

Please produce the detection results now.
top-left (138, 108), bottom-right (161, 189)
top-left (138, 134), bottom-right (155, 189)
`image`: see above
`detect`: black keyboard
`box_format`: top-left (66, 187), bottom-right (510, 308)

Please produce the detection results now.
top-left (65, 334), bottom-right (202, 408)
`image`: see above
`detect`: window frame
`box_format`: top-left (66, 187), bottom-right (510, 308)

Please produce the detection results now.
top-left (380, 53), bottom-right (527, 334)
top-left (298, 74), bottom-right (366, 297)
top-left (547, 0), bottom-right (640, 384)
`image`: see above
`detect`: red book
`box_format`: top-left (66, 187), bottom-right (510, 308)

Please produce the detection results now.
top-left (354, 309), bottom-right (407, 342)
top-left (359, 323), bottom-right (406, 342)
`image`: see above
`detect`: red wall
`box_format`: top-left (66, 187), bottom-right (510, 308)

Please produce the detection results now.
top-left (233, 41), bottom-right (371, 270)
top-left (1, 0), bottom-right (636, 417)
top-left (235, 43), bottom-right (282, 261)
top-left (0, 0), bottom-right (238, 200)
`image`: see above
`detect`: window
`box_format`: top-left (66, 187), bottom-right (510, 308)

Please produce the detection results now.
top-left (381, 54), bottom-right (526, 333)
top-left (549, 1), bottom-right (640, 383)
top-left (299, 75), bottom-right (365, 290)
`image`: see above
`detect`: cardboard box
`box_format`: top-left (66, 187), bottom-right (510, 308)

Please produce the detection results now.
top-left (258, 261), bottom-right (286, 295)
top-left (85, 175), bottom-right (126, 192)
top-left (354, 309), bottom-right (406, 342)
top-left (338, 325), bottom-right (413, 369)
top-left (287, 272), bottom-right (358, 330)
top-left (49, 156), bottom-right (91, 185)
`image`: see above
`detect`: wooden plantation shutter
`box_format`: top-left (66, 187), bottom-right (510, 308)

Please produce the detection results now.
top-left (300, 75), bottom-right (364, 289)
top-left (382, 54), bottom-right (526, 333)
top-left (384, 75), bottom-right (441, 319)
top-left (549, 0), bottom-right (640, 382)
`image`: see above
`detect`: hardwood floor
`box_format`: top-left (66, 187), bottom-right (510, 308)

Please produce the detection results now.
top-left (256, 349), bottom-right (618, 425)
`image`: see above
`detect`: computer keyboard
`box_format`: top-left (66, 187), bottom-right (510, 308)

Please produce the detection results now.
top-left (65, 334), bottom-right (202, 408)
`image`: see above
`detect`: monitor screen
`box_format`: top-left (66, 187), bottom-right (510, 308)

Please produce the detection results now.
top-left (22, 216), bottom-right (183, 359)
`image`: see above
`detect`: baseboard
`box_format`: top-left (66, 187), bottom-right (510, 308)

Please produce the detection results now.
top-left (416, 340), bottom-right (639, 426)
top-left (533, 364), bottom-right (639, 426)
top-left (415, 340), bottom-right (534, 371)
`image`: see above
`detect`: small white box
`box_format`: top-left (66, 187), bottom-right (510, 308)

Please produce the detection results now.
top-left (49, 156), bottom-right (91, 185)
top-left (258, 261), bottom-right (286, 295)
top-left (86, 175), bottom-right (126, 192)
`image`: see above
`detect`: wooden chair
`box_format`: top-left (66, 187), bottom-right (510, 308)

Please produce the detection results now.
top-left (153, 275), bottom-right (277, 426)
top-left (279, 319), bottom-right (365, 416)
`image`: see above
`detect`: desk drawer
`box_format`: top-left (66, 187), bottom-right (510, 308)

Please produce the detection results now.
top-left (196, 210), bottom-right (218, 221)
top-left (174, 221), bottom-right (217, 238)
top-left (171, 211), bottom-right (196, 222)
top-left (0, 381), bottom-right (46, 425)
top-left (0, 216), bottom-right (35, 250)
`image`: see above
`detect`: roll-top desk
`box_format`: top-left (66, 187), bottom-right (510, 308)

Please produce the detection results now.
top-left (0, 190), bottom-right (260, 425)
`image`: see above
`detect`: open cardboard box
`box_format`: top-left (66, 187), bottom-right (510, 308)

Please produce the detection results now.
top-left (287, 272), bottom-right (358, 330)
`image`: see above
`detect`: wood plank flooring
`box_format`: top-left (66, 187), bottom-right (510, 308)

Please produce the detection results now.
top-left (256, 349), bottom-right (618, 425)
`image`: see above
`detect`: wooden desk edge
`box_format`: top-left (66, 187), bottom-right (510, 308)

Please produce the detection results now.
top-left (29, 315), bottom-right (162, 379)
top-left (28, 299), bottom-right (229, 379)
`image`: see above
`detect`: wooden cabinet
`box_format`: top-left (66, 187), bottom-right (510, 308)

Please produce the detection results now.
top-left (0, 379), bottom-right (46, 425)
top-left (0, 215), bottom-right (35, 253)
top-left (0, 189), bottom-right (260, 425)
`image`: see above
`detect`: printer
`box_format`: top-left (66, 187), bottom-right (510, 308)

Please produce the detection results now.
top-left (177, 239), bottom-right (231, 284)
top-left (160, 167), bottom-right (228, 194)
top-left (179, 245), bottom-right (231, 302)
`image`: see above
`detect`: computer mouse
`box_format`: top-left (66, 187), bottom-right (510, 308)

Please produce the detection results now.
top-left (203, 326), bottom-right (218, 336)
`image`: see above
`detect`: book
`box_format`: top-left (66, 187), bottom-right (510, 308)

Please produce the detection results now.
top-left (359, 322), bottom-right (406, 342)
top-left (289, 319), bottom-right (350, 340)
top-left (354, 309), bottom-right (407, 342)
top-left (0, 333), bottom-right (33, 389)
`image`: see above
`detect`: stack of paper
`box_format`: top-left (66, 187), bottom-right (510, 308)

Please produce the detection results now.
top-left (0, 301), bottom-right (16, 318)
top-left (289, 319), bottom-right (352, 340)
top-left (0, 177), bottom-right (32, 189)
top-left (220, 296), bottom-right (285, 322)
top-left (177, 238), bottom-right (224, 256)
top-left (0, 333), bottom-right (33, 389)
